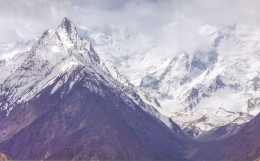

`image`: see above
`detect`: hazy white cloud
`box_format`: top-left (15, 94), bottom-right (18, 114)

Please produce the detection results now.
top-left (0, 0), bottom-right (259, 55)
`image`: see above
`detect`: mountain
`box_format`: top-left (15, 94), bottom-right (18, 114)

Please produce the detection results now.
top-left (196, 122), bottom-right (245, 141)
top-left (0, 18), bottom-right (190, 160)
top-left (192, 112), bottom-right (260, 161)
top-left (81, 23), bottom-right (260, 137)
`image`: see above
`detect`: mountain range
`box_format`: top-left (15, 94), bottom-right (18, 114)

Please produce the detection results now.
top-left (80, 23), bottom-right (260, 138)
top-left (0, 17), bottom-right (259, 160)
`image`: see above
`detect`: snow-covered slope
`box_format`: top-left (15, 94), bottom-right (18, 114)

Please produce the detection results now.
top-left (81, 23), bottom-right (260, 137)
top-left (0, 18), bottom-right (99, 114)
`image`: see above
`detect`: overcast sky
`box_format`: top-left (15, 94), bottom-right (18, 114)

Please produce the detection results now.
top-left (0, 0), bottom-right (260, 44)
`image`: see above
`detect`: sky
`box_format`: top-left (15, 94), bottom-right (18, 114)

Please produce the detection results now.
top-left (0, 0), bottom-right (260, 53)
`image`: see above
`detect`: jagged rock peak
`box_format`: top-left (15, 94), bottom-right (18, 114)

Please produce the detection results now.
top-left (58, 17), bottom-right (77, 35)
top-left (31, 17), bottom-right (100, 64)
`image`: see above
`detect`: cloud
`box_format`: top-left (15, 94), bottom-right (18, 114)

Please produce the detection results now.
top-left (0, 0), bottom-right (71, 42)
top-left (0, 0), bottom-right (259, 56)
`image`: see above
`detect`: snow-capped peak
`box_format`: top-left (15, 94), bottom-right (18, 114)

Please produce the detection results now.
top-left (31, 17), bottom-right (100, 64)
top-left (0, 18), bottom-right (102, 114)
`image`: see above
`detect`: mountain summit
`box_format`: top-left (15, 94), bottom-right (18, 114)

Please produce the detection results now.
top-left (0, 18), bottom-right (189, 160)
top-left (58, 17), bottom-right (77, 35)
